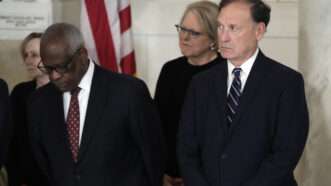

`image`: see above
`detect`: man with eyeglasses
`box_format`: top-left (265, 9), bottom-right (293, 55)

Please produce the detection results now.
top-left (178, 0), bottom-right (309, 186)
top-left (37, 46), bottom-right (82, 76)
top-left (27, 23), bottom-right (163, 186)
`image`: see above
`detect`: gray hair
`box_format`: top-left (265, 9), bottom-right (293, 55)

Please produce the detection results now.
top-left (41, 23), bottom-right (84, 56)
top-left (180, 1), bottom-right (219, 47)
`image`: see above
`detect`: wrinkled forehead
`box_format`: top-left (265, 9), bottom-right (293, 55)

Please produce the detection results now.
top-left (218, 2), bottom-right (253, 24)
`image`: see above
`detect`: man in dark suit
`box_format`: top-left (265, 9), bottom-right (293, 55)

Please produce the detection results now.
top-left (27, 23), bottom-right (163, 186)
top-left (178, 0), bottom-right (309, 186)
top-left (0, 79), bottom-right (10, 168)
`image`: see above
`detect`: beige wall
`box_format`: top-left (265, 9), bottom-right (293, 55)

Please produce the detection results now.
top-left (0, 0), bottom-right (298, 93)
top-left (0, 0), bottom-right (80, 90)
top-left (296, 0), bottom-right (331, 185)
top-left (132, 0), bottom-right (299, 95)
top-left (4, 1), bottom-right (331, 185)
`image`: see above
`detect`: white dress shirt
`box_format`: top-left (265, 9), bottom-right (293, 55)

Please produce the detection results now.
top-left (63, 60), bottom-right (95, 145)
top-left (227, 48), bottom-right (259, 94)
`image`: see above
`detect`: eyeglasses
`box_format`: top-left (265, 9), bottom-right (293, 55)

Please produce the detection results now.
top-left (38, 47), bottom-right (81, 75)
top-left (175, 24), bottom-right (203, 38)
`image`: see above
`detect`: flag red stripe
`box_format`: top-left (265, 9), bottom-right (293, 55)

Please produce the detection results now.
top-left (119, 6), bottom-right (132, 33)
top-left (120, 51), bottom-right (136, 75)
top-left (85, 0), bottom-right (118, 72)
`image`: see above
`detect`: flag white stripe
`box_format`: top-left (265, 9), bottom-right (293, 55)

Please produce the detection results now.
top-left (121, 29), bottom-right (134, 57)
top-left (80, 0), bottom-right (100, 64)
top-left (104, 0), bottom-right (121, 66)
top-left (81, 0), bottom-right (136, 74)
top-left (119, 0), bottom-right (129, 11)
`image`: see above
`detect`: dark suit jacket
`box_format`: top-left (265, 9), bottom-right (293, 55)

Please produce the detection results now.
top-left (7, 80), bottom-right (48, 186)
top-left (28, 65), bottom-right (164, 186)
top-left (0, 79), bottom-right (10, 168)
top-left (178, 51), bottom-right (309, 186)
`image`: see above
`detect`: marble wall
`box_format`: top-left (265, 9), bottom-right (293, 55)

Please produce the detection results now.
top-left (132, 0), bottom-right (299, 95)
top-left (0, 0), bottom-right (299, 94)
top-left (2, 0), bottom-right (331, 185)
top-left (296, 0), bottom-right (331, 186)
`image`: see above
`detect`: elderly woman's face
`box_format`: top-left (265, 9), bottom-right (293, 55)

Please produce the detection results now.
top-left (178, 11), bottom-right (212, 59)
top-left (23, 38), bottom-right (43, 78)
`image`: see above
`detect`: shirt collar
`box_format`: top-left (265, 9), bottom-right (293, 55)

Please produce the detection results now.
top-left (227, 48), bottom-right (259, 76)
top-left (78, 58), bottom-right (94, 92)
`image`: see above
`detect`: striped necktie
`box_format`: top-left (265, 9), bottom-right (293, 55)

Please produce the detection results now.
top-left (226, 68), bottom-right (242, 126)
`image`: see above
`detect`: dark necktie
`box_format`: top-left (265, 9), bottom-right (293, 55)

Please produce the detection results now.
top-left (226, 68), bottom-right (242, 126)
top-left (66, 87), bottom-right (81, 162)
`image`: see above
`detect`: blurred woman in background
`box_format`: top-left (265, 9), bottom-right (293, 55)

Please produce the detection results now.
top-left (6, 32), bottom-right (49, 186)
top-left (154, 1), bottom-right (224, 186)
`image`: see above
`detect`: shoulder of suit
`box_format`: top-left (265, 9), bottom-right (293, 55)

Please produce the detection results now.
top-left (96, 66), bottom-right (148, 92)
top-left (161, 56), bottom-right (187, 71)
top-left (263, 55), bottom-right (303, 79)
top-left (0, 79), bottom-right (7, 89)
top-left (28, 82), bottom-right (55, 104)
top-left (12, 80), bottom-right (35, 93)
top-left (0, 79), bottom-right (8, 97)
top-left (97, 66), bottom-right (141, 83)
top-left (191, 61), bottom-right (226, 82)
top-left (155, 56), bottom-right (188, 82)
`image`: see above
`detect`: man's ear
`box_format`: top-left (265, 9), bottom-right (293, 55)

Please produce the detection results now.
top-left (80, 46), bottom-right (88, 56)
top-left (255, 22), bottom-right (266, 41)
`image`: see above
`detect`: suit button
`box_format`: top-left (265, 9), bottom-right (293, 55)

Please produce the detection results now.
top-left (221, 154), bottom-right (227, 159)
top-left (76, 174), bottom-right (81, 180)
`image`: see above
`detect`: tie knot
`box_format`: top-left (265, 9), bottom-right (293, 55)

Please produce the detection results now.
top-left (232, 68), bottom-right (241, 78)
top-left (70, 87), bottom-right (81, 96)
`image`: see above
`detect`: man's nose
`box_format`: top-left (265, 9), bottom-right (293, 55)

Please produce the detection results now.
top-left (49, 70), bottom-right (62, 81)
top-left (219, 30), bottom-right (230, 42)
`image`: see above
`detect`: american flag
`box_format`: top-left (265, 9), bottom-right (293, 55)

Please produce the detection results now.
top-left (81, 0), bottom-right (136, 75)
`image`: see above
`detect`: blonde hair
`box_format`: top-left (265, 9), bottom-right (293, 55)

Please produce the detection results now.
top-left (20, 32), bottom-right (42, 59)
top-left (180, 1), bottom-right (219, 49)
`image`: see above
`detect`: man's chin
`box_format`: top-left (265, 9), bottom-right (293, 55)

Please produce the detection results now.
top-left (53, 83), bottom-right (70, 92)
top-left (219, 51), bottom-right (234, 60)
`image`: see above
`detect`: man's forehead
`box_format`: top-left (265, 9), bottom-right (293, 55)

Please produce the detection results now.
top-left (41, 47), bottom-right (69, 65)
top-left (218, 3), bottom-right (252, 23)
top-left (41, 42), bottom-right (69, 55)
top-left (219, 2), bottom-right (251, 14)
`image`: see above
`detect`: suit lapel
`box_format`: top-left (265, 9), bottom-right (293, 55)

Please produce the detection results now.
top-left (47, 85), bottom-right (73, 157)
top-left (78, 66), bottom-right (108, 162)
top-left (213, 62), bottom-right (229, 135)
top-left (229, 51), bottom-right (269, 133)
